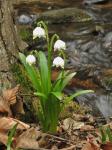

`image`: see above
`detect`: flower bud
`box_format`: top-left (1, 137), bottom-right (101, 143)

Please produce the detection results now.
top-left (53, 57), bottom-right (64, 68)
top-left (26, 55), bottom-right (36, 65)
top-left (33, 27), bottom-right (45, 39)
top-left (54, 40), bottom-right (66, 51)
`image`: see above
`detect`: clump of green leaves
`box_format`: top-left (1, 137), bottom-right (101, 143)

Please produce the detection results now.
top-left (100, 126), bottom-right (112, 144)
top-left (19, 21), bottom-right (93, 133)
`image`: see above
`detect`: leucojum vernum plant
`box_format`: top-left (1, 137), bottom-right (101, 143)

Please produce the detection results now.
top-left (19, 21), bottom-right (93, 133)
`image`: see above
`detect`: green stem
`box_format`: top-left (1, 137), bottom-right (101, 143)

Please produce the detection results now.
top-left (60, 50), bottom-right (66, 85)
top-left (37, 21), bottom-right (49, 44)
top-left (48, 34), bottom-right (59, 73)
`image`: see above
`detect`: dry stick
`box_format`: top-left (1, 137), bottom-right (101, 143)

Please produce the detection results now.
top-left (45, 133), bottom-right (75, 145)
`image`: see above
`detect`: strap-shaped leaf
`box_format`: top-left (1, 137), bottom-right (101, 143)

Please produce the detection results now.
top-left (34, 92), bottom-right (47, 99)
top-left (66, 90), bottom-right (94, 104)
top-left (51, 92), bottom-right (63, 100)
top-left (19, 53), bottom-right (41, 91)
top-left (61, 72), bottom-right (76, 90)
top-left (38, 51), bottom-right (51, 94)
top-left (53, 71), bottom-right (70, 91)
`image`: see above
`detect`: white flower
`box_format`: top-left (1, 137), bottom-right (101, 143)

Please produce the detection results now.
top-left (54, 40), bottom-right (66, 51)
top-left (33, 27), bottom-right (45, 39)
top-left (53, 57), bottom-right (64, 68)
top-left (26, 55), bottom-right (36, 65)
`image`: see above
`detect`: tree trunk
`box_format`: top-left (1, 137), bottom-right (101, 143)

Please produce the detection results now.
top-left (0, 0), bottom-right (27, 92)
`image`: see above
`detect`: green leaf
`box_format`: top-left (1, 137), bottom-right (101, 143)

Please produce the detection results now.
top-left (106, 126), bottom-right (112, 142)
top-left (56, 70), bottom-right (70, 81)
top-left (53, 71), bottom-right (72, 91)
top-left (66, 90), bottom-right (94, 102)
top-left (38, 51), bottom-right (51, 94)
top-left (34, 92), bottom-right (47, 99)
top-left (100, 127), bottom-right (107, 144)
top-left (19, 52), bottom-right (26, 65)
top-left (61, 72), bottom-right (76, 90)
top-left (19, 53), bottom-right (41, 91)
top-left (51, 92), bottom-right (63, 100)
top-left (7, 123), bottom-right (18, 150)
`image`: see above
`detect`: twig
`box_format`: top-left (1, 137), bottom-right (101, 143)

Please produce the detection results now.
top-left (45, 133), bottom-right (74, 144)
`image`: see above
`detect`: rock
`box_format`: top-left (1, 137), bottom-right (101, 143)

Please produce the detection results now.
top-left (80, 41), bottom-right (95, 51)
top-left (17, 14), bottom-right (33, 24)
top-left (38, 7), bottom-right (93, 23)
top-left (83, 0), bottom-right (109, 5)
top-left (103, 32), bottom-right (112, 49)
top-left (96, 93), bottom-right (112, 119)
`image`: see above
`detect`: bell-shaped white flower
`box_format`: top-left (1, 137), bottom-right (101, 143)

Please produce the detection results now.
top-left (53, 57), bottom-right (64, 68)
top-left (54, 40), bottom-right (66, 51)
top-left (26, 55), bottom-right (36, 65)
top-left (33, 27), bottom-right (45, 39)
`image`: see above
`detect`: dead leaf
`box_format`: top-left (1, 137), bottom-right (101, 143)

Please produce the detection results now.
top-left (63, 118), bottom-right (84, 131)
top-left (101, 142), bottom-right (112, 150)
top-left (12, 98), bottom-right (25, 116)
top-left (0, 117), bottom-right (30, 131)
top-left (82, 134), bottom-right (100, 150)
top-left (51, 145), bottom-right (58, 150)
top-left (3, 85), bottom-right (19, 105)
top-left (0, 131), bottom-right (8, 145)
top-left (15, 128), bottom-right (41, 149)
top-left (80, 125), bottom-right (94, 131)
top-left (0, 96), bottom-right (12, 116)
top-left (82, 142), bottom-right (100, 150)
top-left (0, 85), bottom-right (24, 116)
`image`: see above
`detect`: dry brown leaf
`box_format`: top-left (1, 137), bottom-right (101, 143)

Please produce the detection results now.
top-left (80, 125), bottom-right (94, 131)
top-left (0, 96), bottom-right (12, 116)
top-left (82, 134), bottom-right (100, 150)
top-left (63, 118), bottom-right (84, 131)
top-left (0, 85), bottom-right (24, 116)
top-left (82, 142), bottom-right (100, 150)
top-left (3, 85), bottom-right (19, 105)
top-left (15, 128), bottom-right (41, 149)
top-left (101, 142), bottom-right (112, 150)
top-left (0, 131), bottom-right (8, 145)
top-left (12, 98), bottom-right (25, 116)
top-left (0, 117), bottom-right (30, 131)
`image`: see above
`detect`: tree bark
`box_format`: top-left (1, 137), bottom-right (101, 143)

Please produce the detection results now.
top-left (0, 0), bottom-right (27, 92)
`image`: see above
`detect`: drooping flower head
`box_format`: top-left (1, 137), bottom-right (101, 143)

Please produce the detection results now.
top-left (53, 57), bottom-right (64, 68)
top-left (26, 55), bottom-right (36, 65)
top-left (33, 27), bottom-right (46, 39)
top-left (54, 40), bottom-right (66, 51)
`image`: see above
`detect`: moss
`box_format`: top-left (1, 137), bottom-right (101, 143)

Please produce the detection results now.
top-left (11, 63), bottom-right (33, 92)
top-left (60, 101), bottom-right (86, 119)
top-left (19, 27), bottom-right (32, 42)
